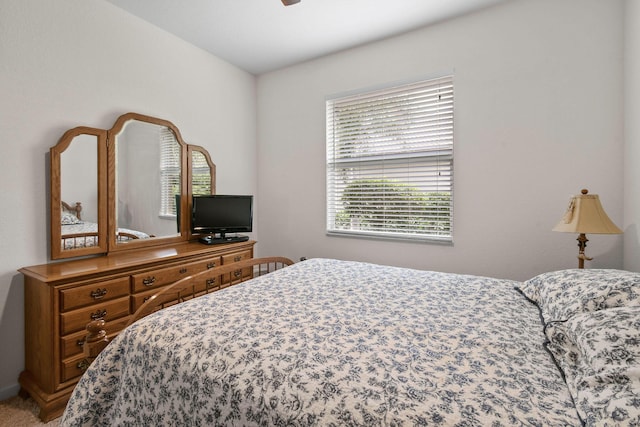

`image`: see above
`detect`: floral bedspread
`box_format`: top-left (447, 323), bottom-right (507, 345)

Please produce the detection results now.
top-left (61, 258), bottom-right (580, 426)
top-left (61, 222), bottom-right (150, 249)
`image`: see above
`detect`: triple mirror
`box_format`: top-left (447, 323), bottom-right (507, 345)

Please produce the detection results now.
top-left (50, 112), bottom-right (215, 259)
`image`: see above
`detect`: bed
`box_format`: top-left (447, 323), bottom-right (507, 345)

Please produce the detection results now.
top-left (61, 201), bottom-right (150, 249)
top-left (60, 258), bottom-right (640, 426)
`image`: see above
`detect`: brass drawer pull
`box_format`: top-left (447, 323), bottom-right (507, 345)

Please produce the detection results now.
top-left (90, 288), bottom-right (108, 300)
top-left (77, 359), bottom-right (90, 372)
top-left (233, 270), bottom-right (241, 278)
top-left (233, 256), bottom-right (242, 262)
top-left (142, 276), bottom-right (156, 286)
top-left (179, 268), bottom-right (188, 274)
top-left (206, 278), bottom-right (216, 286)
top-left (77, 339), bottom-right (85, 347)
top-left (90, 309), bottom-right (107, 320)
top-left (207, 262), bottom-right (216, 269)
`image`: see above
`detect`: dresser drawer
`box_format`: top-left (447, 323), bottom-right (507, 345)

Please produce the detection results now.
top-left (60, 296), bottom-right (130, 336)
top-left (131, 274), bottom-right (221, 312)
top-left (221, 250), bottom-right (252, 265)
top-left (221, 250), bottom-right (253, 282)
top-left (131, 256), bottom-right (222, 293)
top-left (59, 277), bottom-right (130, 312)
top-left (61, 354), bottom-right (86, 383)
top-left (131, 287), bottom-right (166, 312)
top-left (60, 316), bottom-right (130, 360)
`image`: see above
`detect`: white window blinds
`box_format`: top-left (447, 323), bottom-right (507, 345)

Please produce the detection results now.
top-left (159, 128), bottom-right (181, 217)
top-left (326, 75), bottom-right (453, 242)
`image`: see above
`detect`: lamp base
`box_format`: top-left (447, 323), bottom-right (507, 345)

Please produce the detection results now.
top-left (577, 233), bottom-right (593, 269)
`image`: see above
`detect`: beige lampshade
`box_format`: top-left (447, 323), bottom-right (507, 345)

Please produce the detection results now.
top-left (553, 189), bottom-right (622, 234)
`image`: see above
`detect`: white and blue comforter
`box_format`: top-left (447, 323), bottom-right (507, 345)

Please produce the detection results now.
top-left (61, 222), bottom-right (150, 249)
top-left (61, 258), bottom-right (581, 426)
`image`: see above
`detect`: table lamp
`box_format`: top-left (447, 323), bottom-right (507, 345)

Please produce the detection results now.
top-left (552, 189), bottom-right (622, 268)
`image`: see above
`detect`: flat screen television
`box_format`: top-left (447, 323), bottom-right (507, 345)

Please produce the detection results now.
top-left (192, 195), bottom-right (253, 244)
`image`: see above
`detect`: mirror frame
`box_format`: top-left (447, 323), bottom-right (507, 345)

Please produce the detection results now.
top-left (50, 113), bottom-right (216, 259)
top-left (50, 126), bottom-right (108, 259)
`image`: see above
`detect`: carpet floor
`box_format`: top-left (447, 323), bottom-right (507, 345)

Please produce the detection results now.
top-left (0, 396), bottom-right (60, 427)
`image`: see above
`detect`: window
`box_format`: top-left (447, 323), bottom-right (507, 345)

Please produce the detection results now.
top-left (159, 128), bottom-right (181, 218)
top-left (326, 75), bottom-right (453, 242)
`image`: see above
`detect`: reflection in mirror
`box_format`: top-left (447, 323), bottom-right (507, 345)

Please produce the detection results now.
top-left (61, 135), bottom-right (99, 239)
top-left (115, 120), bottom-right (181, 244)
top-left (191, 149), bottom-right (213, 195)
top-left (60, 135), bottom-right (98, 222)
top-left (51, 127), bottom-right (107, 260)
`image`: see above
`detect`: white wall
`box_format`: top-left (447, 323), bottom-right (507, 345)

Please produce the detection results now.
top-left (0, 0), bottom-right (257, 399)
top-left (625, 0), bottom-right (640, 271)
top-left (256, 0), bottom-right (625, 280)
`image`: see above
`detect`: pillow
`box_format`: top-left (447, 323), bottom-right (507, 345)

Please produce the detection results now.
top-left (545, 306), bottom-right (640, 426)
top-left (517, 269), bottom-right (640, 323)
top-left (61, 212), bottom-right (81, 225)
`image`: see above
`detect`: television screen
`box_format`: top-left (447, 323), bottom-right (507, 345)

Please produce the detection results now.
top-left (192, 195), bottom-right (253, 237)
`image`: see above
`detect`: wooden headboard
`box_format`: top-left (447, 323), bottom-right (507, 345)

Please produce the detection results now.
top-left (61, 201), bottom-right (82, 220)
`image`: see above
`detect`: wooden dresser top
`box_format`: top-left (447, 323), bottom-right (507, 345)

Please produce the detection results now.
top-left (20, 240), bottom-right (256, 284)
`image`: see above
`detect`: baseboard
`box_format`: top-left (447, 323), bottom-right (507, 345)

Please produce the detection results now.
top-left (0, 383), bottom-right (20, 401)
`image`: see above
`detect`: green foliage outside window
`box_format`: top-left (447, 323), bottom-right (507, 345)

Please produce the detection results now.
top-left (192, 173), bottom-right (212, 196)
top-left (336, 179), bottom-right (451, 234)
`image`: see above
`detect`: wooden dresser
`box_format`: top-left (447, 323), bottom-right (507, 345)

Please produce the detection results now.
top-left (18, 240), bottom-right (255, 422)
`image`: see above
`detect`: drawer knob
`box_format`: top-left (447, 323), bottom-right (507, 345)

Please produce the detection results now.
top-left (90, 288), bottom-right (108, 300)
top-left (233, 270), bottom-right (241, 278)
top-left (90, 309), bottom-right (107, 320)
top-left (233, 256), bottom-right (242, 262)
top-left (77, 339), bottom-right (85, 347)
top-left (142, 276), bottom-right (156, 286)
top-left (206, 278), bottom-right (216, 286)
top-left (179, 268), bottom-right (188, 274)
top-left (207, 262), bottom-right (216, 269)
top-left (77, 359), bottom-right (91, 372)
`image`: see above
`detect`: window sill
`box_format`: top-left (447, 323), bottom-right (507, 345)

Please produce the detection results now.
top-left (326, 230), bottom-right (453, 245)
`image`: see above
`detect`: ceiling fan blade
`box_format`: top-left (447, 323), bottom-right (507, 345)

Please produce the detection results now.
top-left (281, 0), bottom-right (301, 5)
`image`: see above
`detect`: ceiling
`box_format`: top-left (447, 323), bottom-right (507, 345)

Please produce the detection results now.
top-left (105, 0), bottom-right (509, 75)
